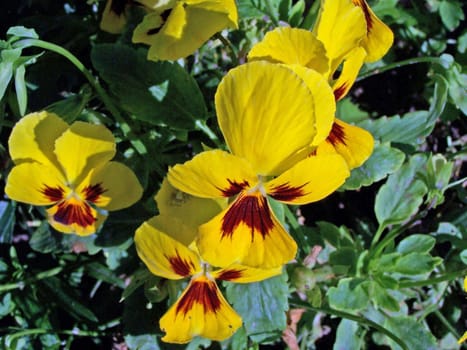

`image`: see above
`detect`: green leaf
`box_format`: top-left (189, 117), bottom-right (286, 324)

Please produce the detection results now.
top-left (393, 253), bottom-right (442, 275)
top-left (439, 0), bottom-right (464, 31)
top-left (124, 335), bottom-right (160, 350)
top-left (375, 155), bottom-right (428, 226)
top-left (317, 221), bottom-right (354, 248)
top-left (334, 319), bottom-right (364, 350)
top-left (396, 234), bottom-right (436, 254)
top-left (225, 272), bottom-right (288, 343)
top-left (368, 281), bottom-right (400, 312)
top-left (91, 44), bottom-right (207, 129)
top-left (460, 249), bottom-right (467, 264)
top-left (29, 221), bottom-right (61, 253)
top-left (288, 0), bottom-right (305, 26)
top-left (0, 200), bottom-right (16, 244)
top-left (0, 293), bottom-right (14, 317)
top-left (236, 0), bottom-right (281, 20)
top-left (327, 278), bottom-right (369, 312)
top-left (7, 26), bottom-right (39, 39)
top-left (85, 262), bottom-right (126, 289)
top-left (0, 48), bottom-right (22, 101)
top-left (341, 143), bottom-right (405, 190)
top-left (121, 268), bottom-right (153, 302)
top-left (45, 91), bottom-right (91, 123)
top-left (14, 64), bottom-right (27, 115)
top-left (329, 247), bottom-right (358, 275)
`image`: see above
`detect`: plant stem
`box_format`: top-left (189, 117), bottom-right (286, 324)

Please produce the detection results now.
top-left (433, 309), bottom-right (461, 339)
top-left (0, 266), bottom-right (63, 292)
top-left (194, 119), bottom-right (222, 148)
top-left (399, 269), bottom-right (467, 288)
top-left (214, 33), bottom-right (239, 66)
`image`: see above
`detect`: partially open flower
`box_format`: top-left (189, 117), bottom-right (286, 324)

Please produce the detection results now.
top-left (5, 111), bottom-right (143, 235)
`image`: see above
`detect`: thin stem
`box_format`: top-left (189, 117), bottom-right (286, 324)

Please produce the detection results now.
top-left (433, 309), bottom-right (461, 339)
top-left (0, 266), bottom-right (63, 292)
top-left (291, 300), bottom-right (409, 350)
top-left (214, 33), bottom-right (239, 66)
top-left (399, 269), bottom-right (467, 289)
top-left (445, 176), bottom-right (467, 190)
top-left (370, 224), bottom-right (386, 248)
top-left (0, 327), bottom-right (108, 338)
top-left (194, 119), bottom-right (222, 148)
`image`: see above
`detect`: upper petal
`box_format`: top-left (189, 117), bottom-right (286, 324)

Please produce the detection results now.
top-left (248, 27), bottom-right (328, 75)
top-left (215, 61), bottom-right (319, 176)
top-left (265, 153), bottom-right (350, 205)
top-left (168, 150), bottom-right (258, 198)
top-left (8, 111), bottom-right (68, 167)
top-left (54, 121), bottom-right (116, 186)
top-left (159, 275), bottom-right (242, 343)
top-left (212, 264), bottom-right (282, 283)
top-left (134, 218), bottom-right (202, 280)
top-left (332, 47), bottom-right (367, 101)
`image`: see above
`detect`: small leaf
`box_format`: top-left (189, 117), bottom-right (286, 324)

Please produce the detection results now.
top-left (45, 91), bottom-right (91, 123)
top-left (393, 253), bottom-right (442, 275)
top-left (329, 247), bottom-right (358, 274)
top-left (368, 281), bottom-right (400, 312)
top-left (439, 0), bottom-right (464, 31)
top-left (397, 234), bottom-right (436, 254)
top-left (7, 26), bottom-right (39, 39)
top-left (327, 278), bottom-right (369, 312)
top-left (0, 293), bottom-right (14, 317)
top-left (288, 0), bottom-right (305, 26)
top-left (14, 64), bottom-right (27, 115)
top-left (124, 334), bottom-right (160, 350)
top-left (379, 316), bottom-right (438, 350)
top-left (334, 319), bottom-right (364, 350)
top-left (85, 262), bottom-right (125, 289)
top-left (0, 200), bottom-right (16, 244)
top-left (0, 48), bottom-right (22, 101)
top-left (29, 221), bottom-right (61, 253)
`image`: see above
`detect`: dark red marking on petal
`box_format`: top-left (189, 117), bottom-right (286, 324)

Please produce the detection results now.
top-left (268, 182), bottom-right (309, 202)
top-left (41, 185), bottom-right (65, 202)
top-left (221, 193), bottom-right (274, 241)
top-left (83, 183), bottom-right (107, 203)
top-left (215, 269), bottom-right (245, 281)
top-left (176, 279), bottom-right (221, 316)
top-left (333, 83), bottom-right (348, 101)
top-left (53, 200), bottom-right (96, 227)
top-left (218, 179), bottom-right (250, 197)
top-left (353, 0), bottom-right (373, 32)
top-left (327, 122), bottom-right (347, 146)
top-left (167, 251), bottom-right (195, 277)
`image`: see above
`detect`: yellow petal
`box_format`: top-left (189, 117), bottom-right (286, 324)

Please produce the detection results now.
top-left (248, 27), bottom-right (328, 74)
top-left (146, 214), bottom-right (199, 247)
top-left (135, 219), bottom-right (202, 279)
top-left (54, 121), bottom-right (116, 186)
top-left (332, 47), bottom-right (367, 101)
top-left (138, 0), bottom-right (176, 11)
top-left (212, 264), bottom-right (282, 283)
top-left (132, 11), bottom-right (167, 46)
top-left (197, 192), bottom-right (297, 268)
top-left (318, 119), bottom-right (374, 169)
top-left (351, 0), bottom-right (394, 62)
top-left (8, 111), bottom-right (68, 167)
top-left (458, 331), bottom-right (467, 344)
top-left (216, 61), bottom-right (318, 176)
top-left (265, 153), bottom-right (349, 205)
top-left (155, 177), bottom-right (226, 239)
top-left (77, 161), bottom-right (143, 211)
top-left (168, 150), bottom-right (258, 198)
top-left (99, 0), bottom-right (128, 34)
top-left (463, 276), bottom-right (467, 292)
top-left (5, 162), bottom-right (68, 205)
top-left (159, 275), bottom-right (242, 343)
top-left (313, 0), bottom-right (366, 77)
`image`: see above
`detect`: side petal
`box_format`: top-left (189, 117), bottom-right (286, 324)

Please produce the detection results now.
top-left (8, 111), bottom-right (68, 167)
top-left (216, 61), bottom-right (318, 176)
top-left (77, 161), bottom-right (143, 211)
top-left (212, 264), bottom-right (282, 283)
top-left (159, 275), bottom-right (242, 343)
top-left (5, 162), bottom-right (68, 205)
top-left (352, 0), bottom-right (394, 62)
top-left (332, 47), bottom-right (367, 101)
top-left (320, 119), bottom-right (374, 169)
top-left (134, 218), bottom-right (202, 279)
top-left (168, 150), bottom-right (258, 199)
top-left (248, 27), bottom-right (328, 74)
top-left (54, 121), bottom-right (116, 186)
top-left (197, 192), bottom-right (297, 268)
top-left (265, 154), bottom-right (350, 205)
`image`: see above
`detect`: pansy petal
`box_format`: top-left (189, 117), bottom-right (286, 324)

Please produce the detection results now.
top-left (352, 0), bottom-right (393, 62)
top-left (77, 161), bottom-right (143, 211)
top-left (458, 331), bottom-right (467, 344)
top-left (159, 275), bottom-right (242, 343)
top-left (168, 150), bottom-right (258, 199)
top-left (212, 264), bottom-right (282, 283)
top-left (332, 47), bottom-right (367, 101)
top-left (8, 111), bottom-right (68, 167)
top-left (5, 162), bottom-right (68, 205)
top-left (54, 121), bottom-right (116, 186)
top-left (313, 0), bottom-right (366, 77)
top-left (216, 61), bottom-right (318, 176)
top-left (99, 0), bottom-right (128, 34)
top-left (198, 192), bottom-right (297, 268)
top-left (135, 219), bottom-right (202, 279)
top-left (146, 214), bottom-right (199, 247)
top-left (320, 119), bottom-right (374, 169)
top-left (248, 27), bottom-right (328, 74)
top-left (265, 154), bottom-right (350, 205)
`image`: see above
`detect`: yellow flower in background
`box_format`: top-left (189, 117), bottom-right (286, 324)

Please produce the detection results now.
top-left (132, 0), bottom-right (238, 61)
top-left (134, 216), bottom-right (281, 343)
top-left (459, 276), bottom-right (467, 344)
top-left (168, 62), bottom-right (349, 269)
top-left (100, 0), bottom-right (131, 34)
top-left (5, 111), bottom-right (143, 236)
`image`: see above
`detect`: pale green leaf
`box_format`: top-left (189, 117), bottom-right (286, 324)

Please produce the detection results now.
top-left (396, 234), bottom-right (436, 254)
top-left (327, 278), bottom-right (369, 312)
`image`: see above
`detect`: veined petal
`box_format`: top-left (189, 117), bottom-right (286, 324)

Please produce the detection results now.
top-left (168, 150), bottom-right (258, 199)
top-left (155, 178), bottom-right (226, 241)
top-left (352, 0), bottom-right (393, 62)
top-left (319, 119), bottom-right (374, 169)
top-left (212, 264), bottom-right (282, 283)
top-left (265, 154), bottom-right (350, 205)
top-left (197, 192), bottom-right (297, 268)
top-left (54, 121), bottom-right (116, 186)
top-left (216, 61), bottom-right (318, 176)
top-left (77, 161), bottom-right (143, 211)
top-left (332, 47), bottom-right (367, 101)
top-left (135, 219), bottom-right (202, 279)
top-left (159, 275), bottom-right (242, 343)
top-left (313, 0), bottom-right (366, 77)
top-left (248, 27), bottom-right (328, 74)
top-left (99, 0), bottom-right (128, 34)
top-left (8, 111), bottom-right (68, 167)
top-left (5, 162), bottom-right (68, 205)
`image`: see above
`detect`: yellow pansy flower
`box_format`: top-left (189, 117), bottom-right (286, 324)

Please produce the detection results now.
top-left (168, 62), bottom-right (350, 269)
top-left (134, 216), bottom-right (281, 343)
top-left (459, 276), bottom-right (467, 344)
top-left (132, 0), bottom-right (238, 61)
top-left (4, 111), bottom-right (143, 236)
top-left (100, 0), bottom-right (131, 34)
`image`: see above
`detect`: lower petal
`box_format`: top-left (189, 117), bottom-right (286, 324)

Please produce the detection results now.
top-left (332, 47), bottom-right (367, 101)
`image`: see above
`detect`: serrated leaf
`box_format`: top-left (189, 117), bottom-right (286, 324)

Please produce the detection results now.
top-left (375, 155), bottom-right (428, 227)
top-left (0, 200), bottom-right (16, 244)
top-left (341, 143), bottom-right (405, 190)
top-left (397, 234), bottom-right (436, 254)
top-left (380, 316), bottom-right (438, 350)
top-left (327, 278), bottom-right (369, 312)
top-left (225, 272), bottom-right (288, 343)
